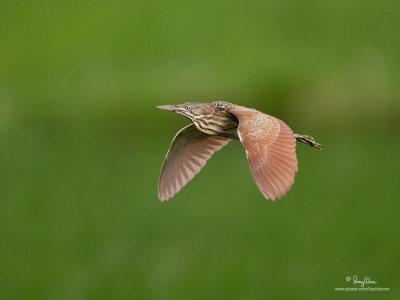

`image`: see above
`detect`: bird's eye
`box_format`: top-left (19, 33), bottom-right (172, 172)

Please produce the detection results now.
top-left (216, 103), bottom-right (225, 111)
top-left (187, 105), bottom-right (192, 110)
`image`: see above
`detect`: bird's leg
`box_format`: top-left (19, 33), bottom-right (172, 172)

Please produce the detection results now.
top-left (294, 134), bottom-right (323, 149)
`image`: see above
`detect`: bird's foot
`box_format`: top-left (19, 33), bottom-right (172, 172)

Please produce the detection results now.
top-left (294, 134), bottom-right (323, 149)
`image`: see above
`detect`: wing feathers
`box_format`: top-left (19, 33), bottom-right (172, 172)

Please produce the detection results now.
top-left (227, 107), bottom-right (298, 200)
top-left (158, 124), bottom-right (230, 201)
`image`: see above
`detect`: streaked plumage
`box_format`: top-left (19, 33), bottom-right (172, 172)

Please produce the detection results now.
top-left (157, 101), bottom-right (322, 201)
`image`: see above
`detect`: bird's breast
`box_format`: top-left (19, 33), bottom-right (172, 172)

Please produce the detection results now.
top-left (192, 114), bottom-right (239, 139)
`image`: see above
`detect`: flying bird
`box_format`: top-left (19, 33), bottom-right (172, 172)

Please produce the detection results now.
top-left (157, 101), bottom-right (321, 201)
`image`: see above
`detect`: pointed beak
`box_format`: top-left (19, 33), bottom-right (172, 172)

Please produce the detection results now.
top-left (157, 104), bottom-right (186, 113)
top-left (156, 105), bottom-right (178, 111)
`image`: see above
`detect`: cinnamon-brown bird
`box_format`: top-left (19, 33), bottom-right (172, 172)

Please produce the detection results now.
top-left (157, 101), bottom-right (321, 201)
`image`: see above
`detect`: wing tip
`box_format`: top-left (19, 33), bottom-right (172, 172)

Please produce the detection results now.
top-left (261, 187), bottom-right (293, 201)
top-left (158, 189), bottom-right (171, 201)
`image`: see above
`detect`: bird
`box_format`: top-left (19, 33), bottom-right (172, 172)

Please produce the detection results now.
top-left (157, 101), bottom-right (322, 201)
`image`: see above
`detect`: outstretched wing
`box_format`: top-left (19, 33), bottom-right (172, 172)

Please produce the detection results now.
top-left (158, 124), bottom-right (230, 201)
top-left (227, 106), bottom-right (298, 200)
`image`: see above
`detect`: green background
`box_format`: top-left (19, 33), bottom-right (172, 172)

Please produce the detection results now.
top-left (1, 0), bottom-right (399, 299)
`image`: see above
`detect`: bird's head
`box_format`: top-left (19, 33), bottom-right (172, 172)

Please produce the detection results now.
top-left (157, 101), bottom-right (231, 121)
top-left (157, 102), bottom-right (214, 120)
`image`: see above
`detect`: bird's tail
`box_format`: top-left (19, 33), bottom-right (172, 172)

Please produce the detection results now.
top-left (294, 134), bottom-right (323, 149)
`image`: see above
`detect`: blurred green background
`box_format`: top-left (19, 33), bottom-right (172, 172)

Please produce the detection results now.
top-left (1, 0), bottom-right (399, 299)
